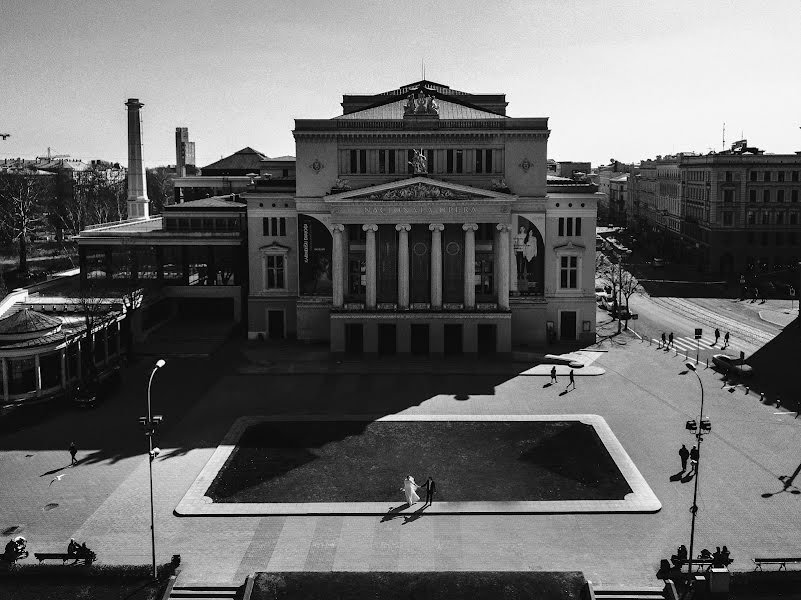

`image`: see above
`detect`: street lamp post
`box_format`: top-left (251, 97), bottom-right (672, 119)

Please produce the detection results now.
top-left (683, 361), bottom-right (711, 578)
top-left (140, 359), bottom-right (166, 581)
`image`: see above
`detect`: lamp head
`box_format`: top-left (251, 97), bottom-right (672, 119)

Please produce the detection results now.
top-left (684, 361), bottom-right (696, 371)
top-left (155, 359), bottom-right (166, 369)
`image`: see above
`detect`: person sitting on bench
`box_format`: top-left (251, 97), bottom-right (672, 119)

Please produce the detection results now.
top-left (67, 538), bottom-right (79, 557)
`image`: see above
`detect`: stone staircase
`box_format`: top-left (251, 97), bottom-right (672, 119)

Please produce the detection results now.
top-left (592, 586), bottom-right (666, 600)
top-left (167, 584), bottom-right (241, 600)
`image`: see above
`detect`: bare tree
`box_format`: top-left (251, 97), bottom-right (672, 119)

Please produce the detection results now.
top-left (597, 254), bottom-right (642, 332)
top-left (0, 171), bottom-right (54, 276)
top-left (147, 166), bottom-right (174, 213)
top-left (74, 279), bottom-right (117, 384)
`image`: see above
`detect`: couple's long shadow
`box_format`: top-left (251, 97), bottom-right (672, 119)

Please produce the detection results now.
top-left (381, 503), bottom-right (427, 524)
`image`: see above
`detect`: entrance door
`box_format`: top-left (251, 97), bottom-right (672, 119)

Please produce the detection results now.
top-left (410, 324), bottom-right (429, 356)
top-left (267, 310), bottom-right (284, 339)
top-left (477, 324), bottom-right (496, 354)
top-left (345, 323), bottom-right (364, 354)
top-left (378, 324), bottom-right (397, 355)
top-left (560, 311), bottom-right (577, 341)
top-left (444, 324), bottom-right (463, 355)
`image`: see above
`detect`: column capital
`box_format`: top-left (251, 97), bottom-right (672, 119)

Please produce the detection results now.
top-left (428, 223), bottom-right (445, 232)
top-left (395, 223), bottom-right (411, 232)
top-left (462, 223), bottom-right (478, 232)
top-left (330, 223), bottom-right (345, 233)
top-left (496, 223), bottom-right (512, 232)
top-left (362, 223), bottom-right (378, 232)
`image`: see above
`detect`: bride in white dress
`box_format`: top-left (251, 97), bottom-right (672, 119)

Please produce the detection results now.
top-left (401, 475), bottom-right (421, 505)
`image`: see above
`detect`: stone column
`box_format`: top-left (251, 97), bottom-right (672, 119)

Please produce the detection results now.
top-left (34, 354), bottom-right (42, 396)
top-left (396, 224), bottom-right (411, 309)
top-left (363, 224), bottom-right (378, 308)
top-left (463, 223), bottom-right (478, 308)
top-left (60, 349), bottom-right (67, 389)
top-left (1, 358), bottom-right (8, 403)
top-left (496, 223), bottom-right (511, 310)
top-left (429, 224), bottom-right (444, 308)
top-left (331, 224), bottom-right (345, 308)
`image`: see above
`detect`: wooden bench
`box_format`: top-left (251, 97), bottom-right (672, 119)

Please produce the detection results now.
top-left (33, 552), bottom-right (92, 565)
top-left (675, 558), bottom-right (722, 571)
top-left (753, 557), bottom-right (801, 571)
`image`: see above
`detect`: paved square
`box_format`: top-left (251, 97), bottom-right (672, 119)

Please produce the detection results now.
top-left (1, 337), bottom-right (799, 589)
top-left (175, 414), bottom-right (659, 515)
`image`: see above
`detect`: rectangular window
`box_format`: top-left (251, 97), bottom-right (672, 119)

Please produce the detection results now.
top-left (407, 149), bottom-right (414, 174)
top-left (566, 218), bottom-right (573, 236)
top-left (558, 217), bottom-right (565, 236)
top-left (475, 150), bottom-right (483, 174)
top-left (750, 171), bottom-right (758, 182)
top-left (575, 218), bottom-right (582, 236)
top-left (266, 255), bottom-right (285, 289)
top-left (763, 190), bottom-right (770, 203)
top-left (560, 256), bottom-right (578, 289)
top-left (777, 189), bottom-right (785, 203)
top-left (455, 150), bottom-right (463, 173)
top-left (446, 149), bottom-right (454, 173)
top-left (791, 213), bottom-right (799, 225)
top-left (263, 217), bottom-right (286, 236)
top-left (359, 150), bottom-right (366, 174)
top-left (348, 224), bottom-right (366, 242)
top-left (778, 171), bottom-right (785, 182)
top-left (379, 150), bottom-right (386, 174)
top-left (426, 149), bottom-right (434, 174)
top-left (749, 189), bottom-right (756, 203)
top-left (723, 189), bottom-right (734, 202)
top-left (349, 150), bottom-right (357, 174)
top-left (764, 171), bottom-right (771, 182)
top-left (792, 171), bottom-right (799, 182)
top-left (725, 171), bottom-right (733, 182)
top-left (777, 212), bottom-right (784, 225)
top-left (793, 190), bottom-right (799, 203)
top-left (388, 150), bottom-right (395, 174)
top-left (485, 149), bottom-right (493, 173)
top-left (762, 212), bottom-right (769, 225)
top-left (747, 211), bottom-right (755, 224)
top-left (723, 211), bottom-right (733, 226)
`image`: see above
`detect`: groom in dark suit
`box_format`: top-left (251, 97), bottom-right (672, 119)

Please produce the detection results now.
top-left (420, 476), bottom-right (436, 507)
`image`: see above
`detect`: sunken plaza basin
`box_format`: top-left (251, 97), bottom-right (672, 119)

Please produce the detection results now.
top-left (175, 415), bottom-right (660, 515)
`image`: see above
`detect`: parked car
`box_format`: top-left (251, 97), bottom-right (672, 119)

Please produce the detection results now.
top-left (652, 258), bottom-right (665, 268)
top-left (711, 354), bottom-right (753, 378)
top-left (595, 284), bottom-right (613, 303)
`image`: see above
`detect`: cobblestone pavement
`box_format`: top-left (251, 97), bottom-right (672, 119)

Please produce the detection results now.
top-left (0, 338), bottom-right (798, 589)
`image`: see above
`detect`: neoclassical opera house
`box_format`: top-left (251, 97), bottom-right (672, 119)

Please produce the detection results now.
top-left (245, 80), bottom-right (599, 354)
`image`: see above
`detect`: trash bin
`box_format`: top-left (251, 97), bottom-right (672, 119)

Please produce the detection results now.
top-left (709, 567), bottom-right (730, 594)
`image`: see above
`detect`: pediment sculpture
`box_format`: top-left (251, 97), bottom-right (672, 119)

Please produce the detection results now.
top-left (404, 90), bottom-right (439, 116)
top-left (362, 183), bottom-right (470, 201)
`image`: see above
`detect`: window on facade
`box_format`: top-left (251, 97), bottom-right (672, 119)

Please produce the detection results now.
top-left (474, 149), bottom-right (493, 174)
top-left (162, 247), bottom-right (183, 280)
top-left (378, 149), bottom-right (396, 174)
top-left (566, 218), bottom-right (573, 236)
top-left (177, 218), bottom-right (190, 231)
top-left (136, 246), bottom-right (158, 279)
top-left (407, 149), bottom-right (414, 174)
top-left (747, 211), bottom-right (755, 224)
top-left (764, 171), bottom-right (771, 182)
top-left (214, 247), bottom-right (236, 285)
top-left (349, 150), bottom-right (357, 174)
top-left (750, 171), bottom-right (758, 182)
top-left (792, 171), bottom-right (800, 182)
top-left (749, 189), bottom-right (756, 203)
top-left (723, 189), bottom-right (734, 202)
top-left (446, 149), bottom-right (453, 173)
top-left (359, 150), bottom-right (367, 174)
top-left (790, 213), bottom-right (799, 225)
top-left (559, 256), bottom-right (578, 289)
top-left (263, 217), bottom-right (286, 236)
top-left (455, 150), bottom-right (463, 173)
top-left (348, 258), bottom-right (365, 297)
top-left (86, 250), bottom-right (107, 279)
top-left (777, 190), bottom-right (785, 203)
top-left (558, 217), bottom-right (564, 236)
top-left (776, 212), bottom-right (784, 225)
top-left (266, 255), bottom-right (285, 289)
top-left (723, 211), bottom-right (733, 226)
top-left (476, 223), bottom-right (495, 242)
top-left (348, 224), bottom-right (366, 242)
top-left (762, 212), bottom-right (769, 225)
top-left (111, 248), bottom-right (131, 279)
top-left (187, 247), bottom-right (209, 286)
top-left (9, 357), bottom-right (35, 395)
top-left (792, 190), bottom-right (799, 203)
top-left (475, 254), bottom-right (494, 299)
top-left (725, 171), bottom-right (733, 182)
top-left (778, 171), bottom-right (785, 182)
top-left (763, 190), bottom-right (770, 203)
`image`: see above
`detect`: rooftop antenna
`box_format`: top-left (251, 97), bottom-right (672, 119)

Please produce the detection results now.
top-left (722, 122), bottom-right (726, 150)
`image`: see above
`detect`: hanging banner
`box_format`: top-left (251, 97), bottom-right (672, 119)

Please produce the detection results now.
top-left (298, 214), bottom-right (332, 296)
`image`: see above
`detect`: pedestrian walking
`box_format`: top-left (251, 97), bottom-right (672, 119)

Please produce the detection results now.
top-left (714, 328), bottom-right (720, 345)
top-left (724, 331), bottom-right (730, 348)
top-left (566, 369), bottom-right (576, 391)
top-left (420, 476), bottom-right (436, 507)
top-left (668, 332), bottom-right (674, 348)
top-left (550, 365), bottom-right (558, 384)
top-left (661, 332), bottom-right (667, 349)
top-left (679, 444), bottom-right (690, 472)
top-left (69, 441), bottom-right (77, 466)
top-left (689, 445), bottom-right (699, 473)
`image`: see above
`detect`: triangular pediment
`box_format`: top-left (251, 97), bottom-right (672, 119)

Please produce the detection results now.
top-left (326, 177), bottom-right (515, 202)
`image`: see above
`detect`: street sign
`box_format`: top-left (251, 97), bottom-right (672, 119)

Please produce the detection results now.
top-left (694, 328), bottom-right (702, 339)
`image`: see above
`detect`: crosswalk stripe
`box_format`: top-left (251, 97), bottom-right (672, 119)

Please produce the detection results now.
top-left (649, 335), bottom-right (746, 354)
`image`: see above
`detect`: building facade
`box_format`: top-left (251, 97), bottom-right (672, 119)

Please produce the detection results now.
top-left (245, 81), bottom-right (599, 354)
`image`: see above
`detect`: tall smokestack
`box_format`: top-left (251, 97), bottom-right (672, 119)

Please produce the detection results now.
top-left (126, 98), bottom-right (149, 219)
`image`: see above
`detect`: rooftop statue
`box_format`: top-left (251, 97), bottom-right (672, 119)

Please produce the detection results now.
top-left (408, 149), bottom-right (428, 175)
top-left (404, 90), bottom-right (439, 116)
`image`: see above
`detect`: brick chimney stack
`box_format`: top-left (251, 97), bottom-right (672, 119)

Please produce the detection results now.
top-left (125, 98), bottom-right (150, 219)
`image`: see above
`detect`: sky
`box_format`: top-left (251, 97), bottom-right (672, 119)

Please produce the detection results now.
top-left (2, 0), bottom-right (800, 169)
